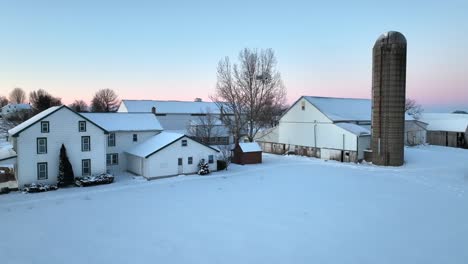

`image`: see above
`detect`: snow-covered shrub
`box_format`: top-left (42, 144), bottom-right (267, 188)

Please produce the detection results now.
top-left (22, 183), bottom-right (58, 193)
top-left (0, 187), bottom-right (10, 194)
top-left (74, 173), bottom-right (114, 187)
top-left (198, 159), bottom-right (210, 175)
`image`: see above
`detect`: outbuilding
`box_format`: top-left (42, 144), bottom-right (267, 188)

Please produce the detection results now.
top-left (232, 142), bottom-right (262, 165)
top-left (125, 132), bottom-right (219, 179)
top-left (420, 113), bottom-right (468, 148)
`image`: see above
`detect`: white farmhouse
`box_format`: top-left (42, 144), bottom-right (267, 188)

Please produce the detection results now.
top-left (126, 132), bottom-right (219, 179)
top-left (8, 106), bottom-right (108, 187)
top-left (263, 96), bottom-right (427, 162)
top-left (81, 113), bottom-right (163, 174)
top-left (118, 99), bottom-right (232, 145)
top-left (1, 103), bottom-right (31, 118)
top-left (7, 106), bottom-right (222, 187)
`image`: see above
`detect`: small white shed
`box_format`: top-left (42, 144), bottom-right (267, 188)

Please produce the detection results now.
top-left (126, 132), bottom-right (219, 179)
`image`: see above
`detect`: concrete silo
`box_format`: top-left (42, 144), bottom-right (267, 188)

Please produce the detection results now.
top-left (371, 31), bottom-right (407, 166)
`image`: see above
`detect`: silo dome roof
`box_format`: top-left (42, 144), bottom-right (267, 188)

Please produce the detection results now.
top-left (375, 31), bottom-right (406, 45)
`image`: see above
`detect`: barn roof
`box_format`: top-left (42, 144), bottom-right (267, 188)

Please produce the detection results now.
top-left (297, 96), bottom-right (415, 122)
top-left (82, 113), bottom-right (163, 132)
top-left (120, 100), bottom-right (223, 114)
top-left (126, 132), bottom-right (219, 158)
top-left (419, 113), bottom-right (468, 132)
top-left (239, 142), bottom-right (262, 153)
top-left (303, 96), bottom-right (372, 121)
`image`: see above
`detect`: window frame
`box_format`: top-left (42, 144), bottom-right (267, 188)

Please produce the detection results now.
top-left (37, 162), bottom-right (48, 180)
top-left (108, 133), bottom-right (116, 147)
top-left (40, 121), bottom-right (49, 133)
top-left (188, 157), bottom-right (193, 165)
top-left (208, 155), bottom-right (214, 164)
top-left (133, 134), bottom-right (138, 142)
top-left (81, 136), bottom-right (91, 152)
top-left (178, 158), bottom-right (183, 166)
top-left (37, 137), bottom-right (47, 154)
top-left (82, 159), bottom-right (91, 176)
top-left (181, 139), bottom-right (188, 147)
top-left (106, 153), bottom-right (119, 166)
top-left (79, 121), bottom-right (86, 132)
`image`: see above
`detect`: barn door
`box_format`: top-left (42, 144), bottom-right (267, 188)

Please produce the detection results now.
top-left (178, 158), bottom-right (183, 174)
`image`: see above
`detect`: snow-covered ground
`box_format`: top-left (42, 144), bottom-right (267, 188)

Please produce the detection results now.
top-left (1, 146), bottom-right (468, 264)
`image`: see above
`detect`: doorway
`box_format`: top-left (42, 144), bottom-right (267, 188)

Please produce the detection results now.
top-left (178, 158), bottom-right (183, 174)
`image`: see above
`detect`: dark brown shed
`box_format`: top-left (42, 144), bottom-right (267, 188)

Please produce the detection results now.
top-left (232, 142), bottom-right (262, 165)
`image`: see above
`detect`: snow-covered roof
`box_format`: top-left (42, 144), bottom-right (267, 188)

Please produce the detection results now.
top-left (303, 96), bottom-right (371, 121)
top-left (0, 142), bottom-right (16, 161)
top-left (8, 106), bottom-right (62, 136)
top-left (335, 123), bottom-right (371, 136)
top-left (120, 100), bottom-right (223, 114)
top-left (189, 119), bottom-right (224, 126)
top-left (127, 132), bottom-right (219, 158)
top-left (82, 113), bottom-right (163, 132)
top-left (2, 103), bottom-right (31, 110)
top-left (239, 142), bottom-right (262, 153)
top-left (302, 96), bottom-right (415, 122)
top-left (126, 132), bottom-right (184, 158)
top-left (419, 113), bottom-right (468, 132)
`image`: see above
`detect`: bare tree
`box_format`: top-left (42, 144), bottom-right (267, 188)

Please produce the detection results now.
top-left (187, 108), bottom-right (223, 145)
top-left (0, 96), bottom-right (8, 107)
top-left (91, 88), bottom-right (119, 112)
top-left (9, 87), bottom-right (26, 104)
top-left (29, 89), bottom-right (62, 114)
top-left (211, 48), bottom-right (286, 143)
top-left (69, 100), bottom-right (89, 112)
top-left (217, 145), bottom-right (232, 170)
top-left (405, 98), bottom-right (423, 119)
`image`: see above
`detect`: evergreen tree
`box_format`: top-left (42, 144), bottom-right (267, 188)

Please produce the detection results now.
top-left (198, 159), bottom-right (210, 175)
top-left (58, 144), bottom-right (74, 186)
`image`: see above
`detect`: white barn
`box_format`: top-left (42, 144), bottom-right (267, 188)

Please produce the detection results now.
top-left (8, 106), bottom-right (108, 187)
top-left (268, 96), bottom-right (427, 162)
top-left (126, 132), bottom-right (219, 179)
top-left (118, 99), bottom-right (232, 145)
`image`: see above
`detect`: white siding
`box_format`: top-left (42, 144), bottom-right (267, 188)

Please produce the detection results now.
top-left (138, 137), bottom-right (218, 178)
top-left (117, 103), bottom-right (128, 113)
top-left (126, 154), bottom-right (143, 175)
top-left (279, 99), bottom-right (359, 151)
top-left (357, 135), bottom-right (371, 160)
top-left (15, 108), bottom-right (107, 187)
top-left (106, 131), bottom-right (160, 174)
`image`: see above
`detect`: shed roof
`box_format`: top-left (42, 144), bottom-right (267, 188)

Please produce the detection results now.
top-left (0, 142), bottom-right (16, 161)
top-left (239, 142), bottom-right (262, 153)
top-left (120, 100), bottom-right (223, 114)
top-left (82, 113), bottom-right (163, 132)
top-left (419, 113), bottom-right (468, 132)
top-left (335, 123), bottom-right (371, 136)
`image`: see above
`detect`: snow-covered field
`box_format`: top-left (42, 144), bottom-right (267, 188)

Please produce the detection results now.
top-left (1, 146), bottom-right (468, 264)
